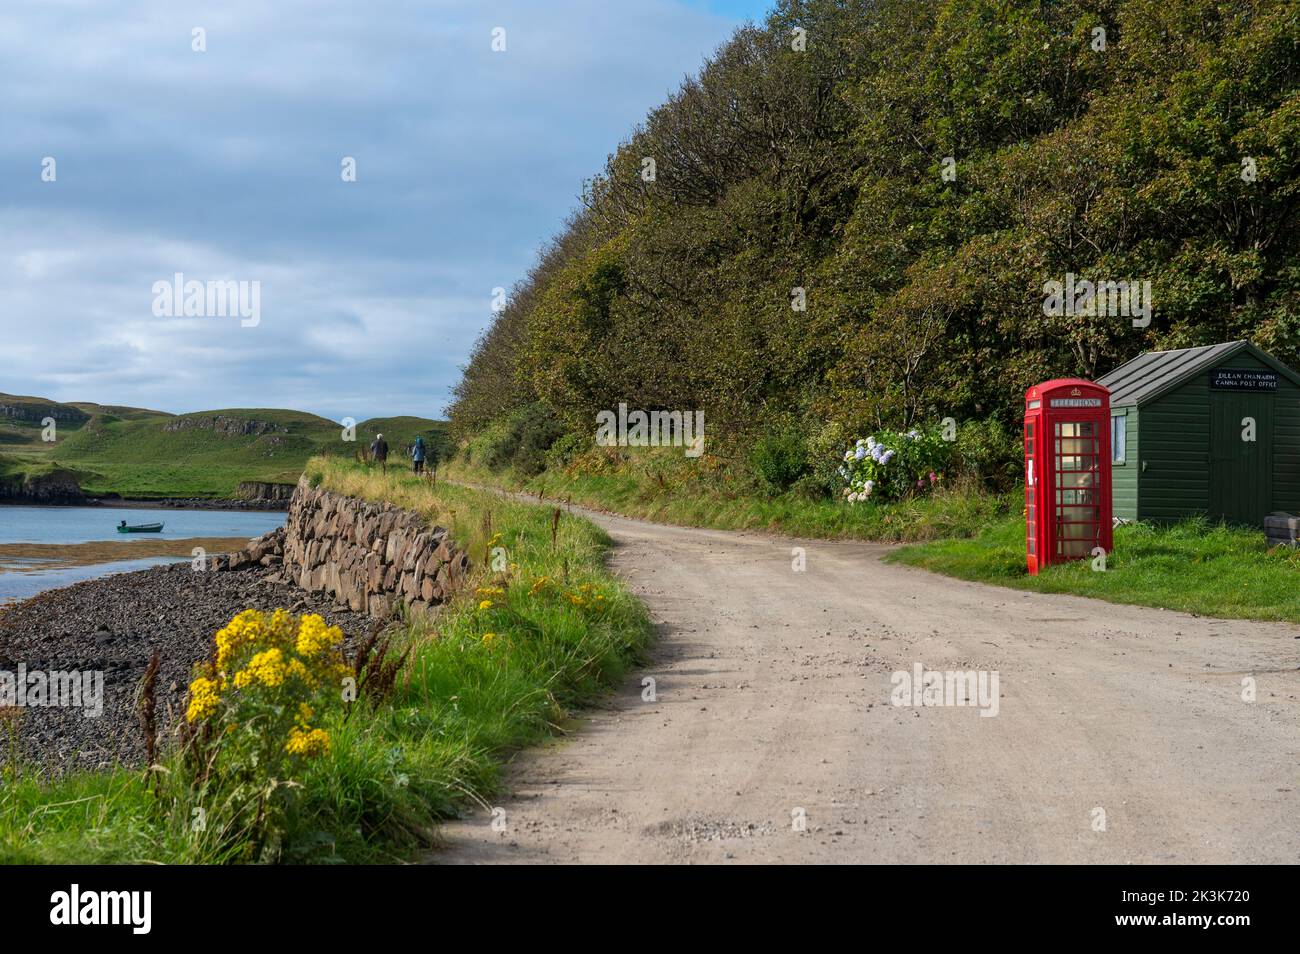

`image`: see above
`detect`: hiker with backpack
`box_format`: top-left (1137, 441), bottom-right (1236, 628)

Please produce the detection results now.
top-left (411, 435), bottom-right (427, 474)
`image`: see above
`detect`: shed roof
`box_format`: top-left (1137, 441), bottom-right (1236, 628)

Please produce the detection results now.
top-left (1097, 340), bottom-right (1300, 407)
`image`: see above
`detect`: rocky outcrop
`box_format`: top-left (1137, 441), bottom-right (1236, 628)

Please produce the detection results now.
top-left (0, 469), bottom-right (86, 504)
top-left (163, 415), bottom-right (285, 437)
top-left (230, 477), bottom-right (470, 619)
top-left (0, 400), bottom-right (88, 426)
top-left (236, 480), bottom-right (296, 503)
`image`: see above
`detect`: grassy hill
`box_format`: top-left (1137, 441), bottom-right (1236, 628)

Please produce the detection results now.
top-left (65, 401), bottom-right (175, 421)
top-left (0, 393), bottom-right (447, 499)
top-left (0, 393), bottom-right (90, 448)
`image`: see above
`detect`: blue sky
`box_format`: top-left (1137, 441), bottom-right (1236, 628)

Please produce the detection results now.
top-left (1, 0), bottom-right (771, 421)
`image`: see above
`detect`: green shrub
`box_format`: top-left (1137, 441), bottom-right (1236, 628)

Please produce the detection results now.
top-left (953, 418), bottom-right (1021, 491)
top-left (802, 419), bottom-right (848, 499)
top-left (510, 404), bottom-right (566, 475)
top-left (749, 423), bottom-right (809, 494)
top-left (545, 431), bottom-right (588, 471)
top-left (479, 404), bottom-right (566, 476)
top-left (481, 422), bottom-right (518, 471)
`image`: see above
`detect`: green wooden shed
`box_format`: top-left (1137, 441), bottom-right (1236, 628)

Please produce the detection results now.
top-left (1096, 340), bottom-right (1300, 526)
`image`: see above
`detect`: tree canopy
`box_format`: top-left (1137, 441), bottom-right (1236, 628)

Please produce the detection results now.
top-left (450, 0), bottom-right (1300, 454)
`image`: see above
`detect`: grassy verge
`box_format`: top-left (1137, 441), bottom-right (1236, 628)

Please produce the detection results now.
top-left (444, 450), bottom-right (1015, 543)
top-left (889, 514), bottom-right (1300, 624)
top-left (0, 457), bottom-right (652, 863)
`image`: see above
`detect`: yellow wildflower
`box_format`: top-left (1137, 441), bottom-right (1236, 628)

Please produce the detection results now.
top-left (265, 608), bottom-right (299, 648)
top-left (478, 599), bottom-right (493, 610)
top-left (233, 647), bottom-right (287, 689)
top-left (215, 608), bottom-right (264, 671)
top-left (186, 676), bottom-right (221, 722)
top-left (285, 726), bottom-right (331, 758)
top-left (296, 613), bottom-right (342, 658)
top-left (481, 632), bottom-right (497, 647)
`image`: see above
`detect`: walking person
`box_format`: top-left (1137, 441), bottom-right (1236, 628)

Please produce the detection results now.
top-left (369, 432), bottom-right (389, 474)
top-left (411, 435), bottom-right (427, 474)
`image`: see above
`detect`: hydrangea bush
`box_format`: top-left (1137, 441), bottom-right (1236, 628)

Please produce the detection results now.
top-left (840, 426), bottom-right (950, 503)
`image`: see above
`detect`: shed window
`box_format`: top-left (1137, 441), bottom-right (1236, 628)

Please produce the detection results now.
top-left (1111, 415), bottom-right (1126, 463)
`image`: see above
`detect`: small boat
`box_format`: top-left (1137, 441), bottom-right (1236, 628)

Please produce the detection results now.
top-left (116, 522), bottom-right (164, 534)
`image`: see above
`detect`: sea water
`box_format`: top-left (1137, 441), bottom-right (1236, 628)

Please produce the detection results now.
top-left (0, 505), bottom-right (285, 602)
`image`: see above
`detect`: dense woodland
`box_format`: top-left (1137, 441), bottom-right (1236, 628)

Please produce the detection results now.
top-left (450, 0), bottom-right (1300, 485)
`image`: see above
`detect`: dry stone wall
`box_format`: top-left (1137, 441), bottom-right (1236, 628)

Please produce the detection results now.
top-left (273, 475), bottom-right (469, 618)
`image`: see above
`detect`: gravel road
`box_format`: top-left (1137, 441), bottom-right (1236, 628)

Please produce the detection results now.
top-left (434, 506), bottom-right (1300, 864)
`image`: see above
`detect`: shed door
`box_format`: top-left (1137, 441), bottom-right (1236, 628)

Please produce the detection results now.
top-left (1209, 391), bottom-right (1273, 525)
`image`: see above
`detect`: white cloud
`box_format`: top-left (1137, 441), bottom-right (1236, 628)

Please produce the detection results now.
top-left (0, 0), bottom-right (753, 419)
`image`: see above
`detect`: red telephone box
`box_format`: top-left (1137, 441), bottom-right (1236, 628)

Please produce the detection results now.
top-left (1024, 379), bottom-right (1112, 575)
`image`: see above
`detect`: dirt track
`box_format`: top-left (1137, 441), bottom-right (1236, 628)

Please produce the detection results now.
top-left (434, 506), bottom-right (1300, 864)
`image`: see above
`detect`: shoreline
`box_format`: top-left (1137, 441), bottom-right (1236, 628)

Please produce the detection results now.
top-left (0, 536), bottom-right (255, 573)
top-left (0, 498), bottom-right (289, 513)
top-left (0, 561), bottom-right (367, 774)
